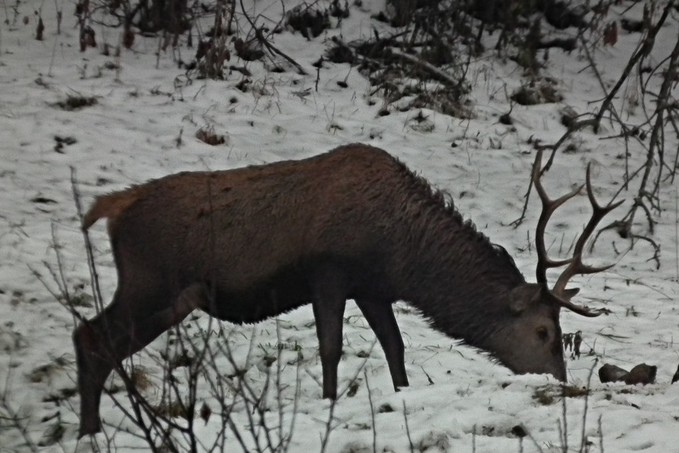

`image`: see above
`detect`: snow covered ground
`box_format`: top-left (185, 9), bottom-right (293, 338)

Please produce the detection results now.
top-left (1, 0), bottom-right (679, 451)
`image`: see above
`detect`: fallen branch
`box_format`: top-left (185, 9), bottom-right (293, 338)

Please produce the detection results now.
top-left (390, 48), bottom-right (460, 87)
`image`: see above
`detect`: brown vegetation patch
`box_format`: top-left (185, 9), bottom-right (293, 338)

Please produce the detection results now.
top-left (196, 127), bottom-right (227, 146)
top-left (54, 95), bottom-right (98, 111)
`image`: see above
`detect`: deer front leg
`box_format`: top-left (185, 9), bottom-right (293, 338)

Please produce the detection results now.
top-left (355, 299), bottom-right (408, 390)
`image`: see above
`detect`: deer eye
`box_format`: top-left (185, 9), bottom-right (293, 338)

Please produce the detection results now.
top-left (536, 327), bottom-right (549, 342)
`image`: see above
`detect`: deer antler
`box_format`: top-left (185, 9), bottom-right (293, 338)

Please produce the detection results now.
top-left (532, 150), bottom-right (583, 285)
top-left (532, 149), bottom-right (623, 317)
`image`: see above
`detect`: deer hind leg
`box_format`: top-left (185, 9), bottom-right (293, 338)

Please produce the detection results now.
top-left (355, 299), bottom-right (408, 390)
top-left (311, 266), bottom-right (348, 400)
top-left (74, 283), bottom-right (208, 437)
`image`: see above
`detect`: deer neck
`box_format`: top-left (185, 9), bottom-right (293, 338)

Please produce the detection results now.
top-left (391, 213), bottom-right (525, 346)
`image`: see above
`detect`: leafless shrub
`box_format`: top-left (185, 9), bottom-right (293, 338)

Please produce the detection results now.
top-left (83, 0), bottom-right (191, 36)
top-left (326, 32), bottom-right (473, 118)
top-left (328, 0), bottom-right (585, 117)
top-left (194, 0), bottom-right (234, 80)
top-left (511, 1), bottom-right (677, 266)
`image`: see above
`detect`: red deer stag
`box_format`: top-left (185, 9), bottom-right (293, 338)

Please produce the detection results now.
top-left (74, 144), bottom-right (620, 436)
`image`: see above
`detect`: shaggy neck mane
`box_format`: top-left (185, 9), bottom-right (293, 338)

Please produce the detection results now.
top-left (389, 159), bottom-right (525, 347)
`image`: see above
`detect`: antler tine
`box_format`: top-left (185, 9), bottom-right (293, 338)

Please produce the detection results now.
top-left (554, 296), bottom-right (604, 317)
top-left (552, 163), bottom-right (624, 296)
top-left (584, 164), bottom-right (625, 215)
top-left (532, 149), bottom-right (583, 284)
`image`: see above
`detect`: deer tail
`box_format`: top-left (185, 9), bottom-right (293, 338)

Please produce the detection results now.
top-left (82, 188), bottom-right (142, 231)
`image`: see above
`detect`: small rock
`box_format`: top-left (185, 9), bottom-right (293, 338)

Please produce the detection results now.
top-left (599, 364), bottom-right (628, 383)
top-left (624, 364), bottom-right (656, 385)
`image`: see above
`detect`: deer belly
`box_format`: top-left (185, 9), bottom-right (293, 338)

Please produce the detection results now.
top-left (202, 269), bottom-right (312, 323)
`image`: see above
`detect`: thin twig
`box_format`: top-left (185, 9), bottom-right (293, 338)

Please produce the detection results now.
top-left (578, 359), bottom-right (598, 453)
top-left (70, 167), bottom-right (104, 312)
top-left (403, 400), bottom-right (414, 453)
top-left (364, 370), bottom-right (377, 453)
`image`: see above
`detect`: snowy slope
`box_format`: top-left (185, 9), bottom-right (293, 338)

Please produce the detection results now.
top-left (1, 0), bottom-right (678, 451)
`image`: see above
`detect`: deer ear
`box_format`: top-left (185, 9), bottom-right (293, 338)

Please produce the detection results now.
top-left (509, 284), bottom-right (543, 314)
